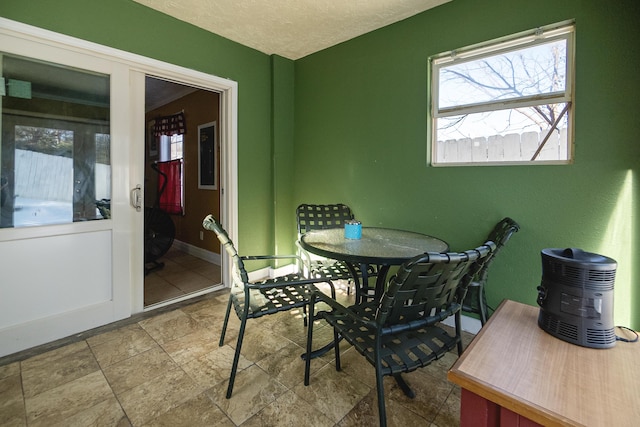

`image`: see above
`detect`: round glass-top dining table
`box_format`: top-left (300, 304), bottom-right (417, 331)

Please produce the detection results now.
top-left (299, 227), bottom-right (449, 302)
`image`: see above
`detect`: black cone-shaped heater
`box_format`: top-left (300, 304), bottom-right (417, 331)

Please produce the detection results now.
top-left (537, 248), bottom-right (617, 349)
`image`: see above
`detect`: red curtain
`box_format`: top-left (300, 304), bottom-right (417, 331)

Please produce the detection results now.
top-left (156, 159), bottom-right (183, 215)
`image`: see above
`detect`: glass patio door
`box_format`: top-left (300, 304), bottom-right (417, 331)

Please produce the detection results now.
top-left (0, 32), bottom-right (136, 357)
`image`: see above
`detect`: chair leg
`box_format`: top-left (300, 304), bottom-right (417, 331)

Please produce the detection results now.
top-left (303, 304), bottom-right (308, 327)
top-left (455, 311), bottom-right (464, 356)
top-left (331, 281), bottom-right (341, 371)
top-left (226, 314), bottom-right (248, 398)
top-left (375, 363), bottom-right (387, 427)
top-left (219, 295), bottom-right (234, 346)
top-left (327, 280), bottom-right (336, 299)
top-left (304, 295), bottom-right (317, 386)
top-left (333, 327), bottom-right (341, 371)
top-left (478, 285), bottom-right (488, 326)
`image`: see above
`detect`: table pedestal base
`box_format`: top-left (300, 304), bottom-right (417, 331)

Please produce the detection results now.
top-left (346, 262), bottom-right (392, 303)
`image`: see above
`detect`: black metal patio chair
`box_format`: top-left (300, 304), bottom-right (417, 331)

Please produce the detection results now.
top-left (296, 203), bottom-right (377, 293)
top-left (202, 214), bottom-right (335, 398)
top-left (462, 217), bottom-right (520, 325)
top-left (303, 241), bottom-right (496, 427)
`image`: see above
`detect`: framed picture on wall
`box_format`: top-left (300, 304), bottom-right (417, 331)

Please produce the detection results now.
top-left (198, 121), bottom-right (217, 190)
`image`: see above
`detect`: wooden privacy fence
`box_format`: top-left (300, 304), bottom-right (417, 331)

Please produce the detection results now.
top-left (435, 128), bottom-right (568, 163)
top-left (14, 149), bottom-right (111, 202)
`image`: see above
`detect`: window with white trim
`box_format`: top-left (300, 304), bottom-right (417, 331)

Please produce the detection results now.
top-left (158, 133), bottom-right (184, 214)
top-left (430, 21), bottom-right (575, 166)
top-left (159, 133), bottom-right (183, 162)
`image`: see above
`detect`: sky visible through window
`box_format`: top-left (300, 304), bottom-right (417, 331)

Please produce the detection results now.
top-left (436, 39), bottom-right (567, 142)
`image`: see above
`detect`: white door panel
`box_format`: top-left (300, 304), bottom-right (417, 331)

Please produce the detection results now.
top-left (0, 229), bottom-right (115, 352)
top-left (0, 22), bottom-right (133, 357)
top-left (0, 230), bottom-right (112, 328)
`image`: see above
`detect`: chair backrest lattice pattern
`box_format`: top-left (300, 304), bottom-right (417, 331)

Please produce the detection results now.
top-left (461, 217), bottom-right (520, 324)
top-left (378, 243), bottom-right (496, 328)
top-left (476, 217), bottom-right (520, 284)
top-left (296, 203), bottom-right (354, 235)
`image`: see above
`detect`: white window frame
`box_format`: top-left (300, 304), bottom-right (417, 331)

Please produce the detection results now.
top-left (430, 21), bottom-right (575, 166)
top-left (158, 133), bottom-right (184, 214)
top-left (159, 133), bottom-right (183, 162)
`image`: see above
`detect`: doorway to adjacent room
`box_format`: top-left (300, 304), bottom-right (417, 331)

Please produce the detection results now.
top-left (143, 77), bottom-right (224, 308)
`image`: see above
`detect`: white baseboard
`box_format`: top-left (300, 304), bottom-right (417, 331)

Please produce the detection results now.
top-left (442, 313), bottom-right (482, 335)
top-left (247, 263), bottom-right (297, 282)
top-left (172, 240), bottom-right (221, 265)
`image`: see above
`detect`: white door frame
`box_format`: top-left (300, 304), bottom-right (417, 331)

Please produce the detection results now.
top-left (134, 70), bottom-right (238, 312)
top-left (0, 18), bottom-right (237, 356)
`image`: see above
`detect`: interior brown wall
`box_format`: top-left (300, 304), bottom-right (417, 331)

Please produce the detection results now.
top-left (145, 89), bottom-right (221, 254)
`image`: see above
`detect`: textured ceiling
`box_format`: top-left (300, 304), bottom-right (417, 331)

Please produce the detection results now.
top-left (133, 0), bottom-right (451, 60)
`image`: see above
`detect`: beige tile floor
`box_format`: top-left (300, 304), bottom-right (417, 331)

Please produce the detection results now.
top-left (144, 247), bottom-right (222, 306)
top-left (0, 283), bottom-right (474, 427)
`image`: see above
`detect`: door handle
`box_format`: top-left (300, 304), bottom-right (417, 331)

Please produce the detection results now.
top-left (131, 185), bottom-right (142, 212)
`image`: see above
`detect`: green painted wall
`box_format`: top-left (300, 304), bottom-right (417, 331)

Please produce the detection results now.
top-left (293, 0), bottom-right (640, 328)
top-left (3, 0), bottom-right (639, 328)
top-left (271, 55), bottom-right (296, 259)
top-left (1, 0), bottom-right (278, 255)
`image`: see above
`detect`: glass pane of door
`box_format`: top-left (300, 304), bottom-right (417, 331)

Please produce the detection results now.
top-left (1, 53), bottom-right (110, 228)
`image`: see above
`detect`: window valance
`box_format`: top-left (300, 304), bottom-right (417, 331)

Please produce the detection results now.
top-left (153, 112), bottom-right (186, 136)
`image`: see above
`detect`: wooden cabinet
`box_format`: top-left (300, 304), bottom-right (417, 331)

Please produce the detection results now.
top-left (448, 300), bottom-right (640, 426)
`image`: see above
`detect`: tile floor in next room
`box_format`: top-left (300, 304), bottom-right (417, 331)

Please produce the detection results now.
top-left (0, 281), bottom-right (476, 427)
top-left (144, 246), bottom-right (222, 307)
